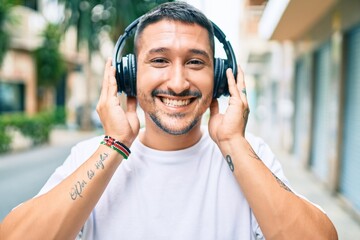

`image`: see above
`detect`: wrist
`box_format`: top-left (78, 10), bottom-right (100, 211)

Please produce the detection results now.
top-left (104, 133), bottom-right (132, 149)
top-left (218, 134), bottom-right (247, 148)
top-left (101, 135), bottom-right (131, 159)
top-left (218, 135), bottom-right (249, 156)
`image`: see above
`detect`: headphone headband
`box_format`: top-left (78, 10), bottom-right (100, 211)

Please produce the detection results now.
top-left (113, 17), bottom-right (140, 68)
top-left (113, 17), bottom-right (237, 98)
top-left (211, 22), bottom-right (238, 81)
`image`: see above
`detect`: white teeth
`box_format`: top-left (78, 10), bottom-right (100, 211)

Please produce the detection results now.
top-left (162, 98), bottom-right (191, 107)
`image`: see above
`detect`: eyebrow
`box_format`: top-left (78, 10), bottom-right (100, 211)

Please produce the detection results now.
top-left (146, 47), bottom-right (211, 60)
top-left (189, 48), bottom-right (211, 60)
top-left (148, 47), bottom-right (169, 54)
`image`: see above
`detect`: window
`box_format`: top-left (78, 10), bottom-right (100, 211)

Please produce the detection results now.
top-left (23, 0), bottom-right (38, 11)
top-left (0, 81), bottom-right (25, 113)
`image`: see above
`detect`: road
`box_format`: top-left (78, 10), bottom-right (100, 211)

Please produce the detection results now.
top-left (0, 129), bottom-right (98, 221)
top-left (0, 143), bottom-right (74, 221)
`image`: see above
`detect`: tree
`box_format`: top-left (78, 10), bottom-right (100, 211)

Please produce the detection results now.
top-left (33, 23), bottom-right (66, 111)
top-left (34, 23), bottom-right (66, 87)
top-left (59, 0), bottom-right (174, 54)
top-left (0, 0), bottom-right (12, 66)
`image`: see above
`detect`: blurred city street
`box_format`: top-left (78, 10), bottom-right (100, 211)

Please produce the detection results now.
top-left (0, 128), bottom-right (359, 239)
top-left (274, 148), bottom-right (360, 239)
top-left (0, 128), bottom-right (98, 221)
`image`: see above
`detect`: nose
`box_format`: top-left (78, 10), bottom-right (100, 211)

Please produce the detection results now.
top-left (166, 64), bottom-right (190, 94)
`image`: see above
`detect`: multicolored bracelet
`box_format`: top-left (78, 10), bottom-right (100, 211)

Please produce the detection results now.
top-left (100, 135), bottom-right (131, 159)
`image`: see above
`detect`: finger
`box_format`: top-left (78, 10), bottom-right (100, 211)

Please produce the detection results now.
top-left (99, 58), bottom-right (112, 102)
top-left (236, 64), bottom-right (244, 89)
top-left (108, 66), bottom-right (118, 97)
top-left (226, 68), bottom-right (240, 98)
top-left (236, 65), bottom-right (248, 106)
top-left (208, 99), bottom-right (221, 143)
top-left (126, 97), bottom-right (140, 134)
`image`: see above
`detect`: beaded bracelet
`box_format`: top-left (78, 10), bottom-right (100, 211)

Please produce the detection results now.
top-left (100, 135), bottom-right (131, 159)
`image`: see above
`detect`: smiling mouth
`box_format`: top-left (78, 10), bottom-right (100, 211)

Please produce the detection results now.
top-left (152, 89), bottom-right (201, 107)
top-left (160, 97), bottom-right (192, 107)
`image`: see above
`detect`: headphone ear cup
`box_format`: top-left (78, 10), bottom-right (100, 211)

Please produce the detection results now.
top-left (119, 54), bottom-right (137, 96)
top-left (127, 54), bottom-right (137, 96)
top-left (115, 59), bottom-right (123, 94)
top-left (213, 58), bottom-right (228, 98)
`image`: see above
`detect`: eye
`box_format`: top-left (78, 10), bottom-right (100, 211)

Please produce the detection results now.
top-left (186, 59), bottom-right (204, 69)
top-left (187, 59), bottom-right (203, 65)
top-left (150, 58), bottom-right (169, 67)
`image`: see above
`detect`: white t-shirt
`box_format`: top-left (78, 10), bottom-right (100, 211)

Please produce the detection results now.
top-left (38, 129), bottom-right (291, 240)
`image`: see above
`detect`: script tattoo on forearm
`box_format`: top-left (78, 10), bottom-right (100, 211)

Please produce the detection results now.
top-left (248, 147), bottom-right (292, 193)
top-left (249, 147), bottom-right (261, 161)
top-left (69, 152), bottom-right (110, 200)
top-left (225, 155), bottom-right (234, 172)
top-left (272, 172), bottom-right (293, 193)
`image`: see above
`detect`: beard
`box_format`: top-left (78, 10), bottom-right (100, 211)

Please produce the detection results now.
top-left (149, 110), bottom-right (201, 135)
top-left (138, 89), bottom-right (212, 136)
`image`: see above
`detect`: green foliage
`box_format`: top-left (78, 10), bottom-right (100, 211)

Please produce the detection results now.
top-left (52, 107), bottom-right (66, 125)
top-left (0, 123), bottom-right (11, 153)
top-left (34, 23), bottom-right (66, 87)
top-left (0, 29), bottom-right (10, 66)
top-left (13, 112), bottom-right (53, 145)
top-left (0, 0), bottom-right (12, 66)
top-left (0, 108), bottom-right (66, 153)
top-left (59, 0), bottom-right (174, 54)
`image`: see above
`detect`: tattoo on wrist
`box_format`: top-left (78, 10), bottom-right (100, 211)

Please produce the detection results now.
top-left (272, 173), bottom-right (292, 193)
top-left (225, 155), bottom-right (234, 172)
top-left (69, 152), bottom-right (110, 200)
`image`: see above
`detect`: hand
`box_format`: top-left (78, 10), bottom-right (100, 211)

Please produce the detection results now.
top-left (96, 59), bottom-right (140, 147)
top-left (208, 66), bottom-right (249, 146)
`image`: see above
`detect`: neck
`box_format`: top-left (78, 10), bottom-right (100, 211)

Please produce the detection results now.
top-left (139, 120), bottom-right (203, 151)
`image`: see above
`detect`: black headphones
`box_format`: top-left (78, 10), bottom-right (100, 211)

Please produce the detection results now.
top-left (113, 17), bottom-right (237, 98)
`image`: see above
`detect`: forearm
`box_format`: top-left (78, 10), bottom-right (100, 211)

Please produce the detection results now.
top-left (219, 136), bottom-right (338, 240)
top-left (0, 144), bottom-right (123, 240)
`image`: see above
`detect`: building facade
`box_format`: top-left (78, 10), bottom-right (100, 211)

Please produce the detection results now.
top-left (246, 0), bottom-right (360, 220)
top-left (0, 1), bottom-right (105, 129)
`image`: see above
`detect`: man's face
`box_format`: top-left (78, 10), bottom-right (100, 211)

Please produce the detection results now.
top-left (136, 20), bottom-right (214, 135)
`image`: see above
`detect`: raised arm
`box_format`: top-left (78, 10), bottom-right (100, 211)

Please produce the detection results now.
top-left (208, 67), bottom-right (338, 240)
top-left (0, 59), bottom-right (140, 240)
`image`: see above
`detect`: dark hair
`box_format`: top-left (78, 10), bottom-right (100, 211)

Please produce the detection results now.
top-left (134, 1), bottom-right (214, 55)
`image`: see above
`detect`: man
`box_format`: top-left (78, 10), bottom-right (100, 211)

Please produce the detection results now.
top-left (0, 2), bottom-right (337, 239)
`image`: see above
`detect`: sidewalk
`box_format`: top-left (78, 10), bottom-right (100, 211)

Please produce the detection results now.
top-left (275, 150), bottom-right (360, 239)
top-left (2, 127), bottom-right (101, 155)
top-left (48, 127), bottom-right (100, 147)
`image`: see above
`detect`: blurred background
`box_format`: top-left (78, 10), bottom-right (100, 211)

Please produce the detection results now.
top-left (1, 0), bottom-right (360, 238)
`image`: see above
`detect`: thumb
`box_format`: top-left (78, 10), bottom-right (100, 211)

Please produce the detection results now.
top-left (209, 99), bottom-right (219, 117)
top-left (126, 96), bottom-right (137, 113)
top-left (109, 66), bottom-right (118, 97)
top-left (126, 96), bottom-right (140, 135)
top-left (208, 99), bottom-right (220, 143)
